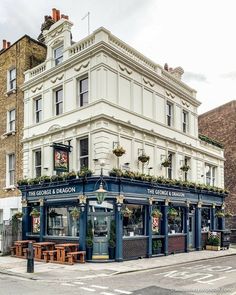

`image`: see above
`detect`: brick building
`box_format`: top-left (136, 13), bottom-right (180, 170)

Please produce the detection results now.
top-left (0, 36), bottom-right (46, 234)
top-left (199, 100), bottom-right (236, 231)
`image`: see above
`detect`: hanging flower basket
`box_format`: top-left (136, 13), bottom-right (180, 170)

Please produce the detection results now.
top-left (70, 207), bottom-right (80, 220)
top-left (30, 208), bottom-right (40, 218)
top-left (180, 165), bottom-right (190, 172)
top-left (113, 146), bottom-right (126, 157)
top-left (138, 154), bottom-right (150, 163)
top-left (12, 211), bottom-right (24, 220)
top-left (152, 209), bottom-right (162, 218)
top-left (168, 208), bottom-right (178, 219)
top-left (215, 210), bottom-right (225, 218)
top-left (121, 207), bottom-right (133, 218)
top-left (161, 159), bottom-right (171, 168)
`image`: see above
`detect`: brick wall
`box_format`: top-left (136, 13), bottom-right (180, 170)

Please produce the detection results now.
top-left (168, 235), bottom-right (185, 254)
top-left (199, 101), bottom-right (236, 229)
top-left (0, 36), bottom-right (46, 200)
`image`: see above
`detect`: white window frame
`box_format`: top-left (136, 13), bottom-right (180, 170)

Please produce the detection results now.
top-left (34, 149), bottom-right (42, 178)
top-left (7, 109), bottom-right (16, 132)
top-left (78, 76), bottom-right (88, 107)
top-left (8, 68), bottom-right (16, 92)
top-left (55, 87), bottom-right (63, 116)
top-left (182, 110), bottom-right (189, 133)
top-left (166, 101), bottom-right (173, 127)
top-left (167, 152), bottom-right (174, 179)
top-left (34, 96), bottom-right (42, 123)
top-left (6, 153), bottom-right (15, 187)
top-left (54, 45), bottom-right (63, 65)
top-left (78, 137), bottom-right (89, 170)
top-left (205, 164), bottom-right (216, 186)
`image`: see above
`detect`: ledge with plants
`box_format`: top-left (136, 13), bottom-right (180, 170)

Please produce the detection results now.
top-left (199, 134), bottom-right (224, 149)
top-left (108, 168), bottom-right (229, 195)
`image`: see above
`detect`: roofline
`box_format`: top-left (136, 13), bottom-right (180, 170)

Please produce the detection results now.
top-left (0, 34), bottom-right (46, 56)
top-left (199, 100), bottom-right (236, 118)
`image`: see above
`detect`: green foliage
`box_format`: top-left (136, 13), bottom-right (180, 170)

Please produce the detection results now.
top-left (70, 207), bottom-right (80, 219)
top-left (152, 239), bottom-right (162, 250)
top-left (17, 179), bottom-right (28, 186)
top-left (12, 211), bottom-right (23, 220)
top-left (77, 168), bottom-right (93, 178)
top-left (113, 146), bottom-right (126, 157)
top-left (152, 209), bottom-right (162, 218)
top-left (207, 235), bottom-right (220, 246)
top-left (168, 208), bottom-right (178, 218)
top-left (199, 134), bottom-right (224, 149)
top-left (30, 208), bottom-right (40, 217)
top-left (86, 220), bottom-right (93, 247)
top-left (109, 220), bottom-right (116, 248)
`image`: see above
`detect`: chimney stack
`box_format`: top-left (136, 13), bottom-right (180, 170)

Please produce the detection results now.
top-left (7, 41), bottom-right (11, 48)
top-left (2, 39), bottom-right (7, 49)
top-left (52, 8), bottom-right (57, 21)
top-left (56, 9), bottom-right (61, 21)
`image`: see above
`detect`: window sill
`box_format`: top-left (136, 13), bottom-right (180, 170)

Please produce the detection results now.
top-left (3, 185), bottom-right (16, 191)
top-left (3, 130), bottom-right (16, 137)
top-left (5, 89), bottom-right (16, 96)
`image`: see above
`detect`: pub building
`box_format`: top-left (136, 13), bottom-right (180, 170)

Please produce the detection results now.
top-left (20, 11), bottom-right (227, 261)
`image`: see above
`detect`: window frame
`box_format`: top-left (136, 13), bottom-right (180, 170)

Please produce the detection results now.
top-left (182, 110), bottom-right (189, 133)
top-left (54, 45), bottom-right (64, 66)
top-left (7, 153), bottom-right (15, 187)
top-left (8, 68), bottom-right (16, 91)
top-left (78, 76), bottom-right (89, 107)
top-left (34, 149), bottom-right (42, 178)
top-left (34, 96), bottom-right (42, 123)
top-left (167, 152), bottom-right (174, 179)
top-left (205, 164), bottom-right (216, 186)
top-left (55, 87), bottom-right (63, 116)
top-left (166, 101), bottom-right (173, 127)
top-left (78, 137), bottom-right (89, 170)
top-left (7, 109), bottom-right (16, 132)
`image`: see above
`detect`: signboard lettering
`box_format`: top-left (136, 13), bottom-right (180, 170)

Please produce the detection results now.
top-left (28, 186), bottom-right (76, 197)
top-left (147, 188), bottom-right (185, 198)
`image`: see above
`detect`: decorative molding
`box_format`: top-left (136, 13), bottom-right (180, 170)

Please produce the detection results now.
top-left (50, 27), bottom-right (63, 38)
top-left (212, 203), bottom-right (216, 209)
top-left (48, 124), bottom-right (62, 132)
top-left (165, 90), bottom-right (175, 98)
top-left (165, 198), bottom-right (170, 206)
top-left (182, 100), bottom-right (190, 107)
top-left (148, 197), bottom-right (154, 205)
top-left (74, 61), bottom-right (90, 72)
top-left (39, 198), bottom-right (44, 206)
top-left (143, 77), bottom-right (154, 87)
top-left (118, 63), bottom-right (132, 75)
top-left (185, 200), bottom-right (190, 207)
top-left (116, 195), bottom-right (124, 204)
top-left (31, 84), bottom-right (43, 93)
top-left (79, 195), bottom-right (87, 204)
top-left (51, 74), bottom-right (64, 84)
top-left (21, 199), bottom-right (28, 207)
top-left (197, 201), bottom-right (202, 208)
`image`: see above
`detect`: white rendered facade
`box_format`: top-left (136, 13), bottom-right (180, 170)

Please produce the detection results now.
top-left (22, 19), bottom-right (224, 188)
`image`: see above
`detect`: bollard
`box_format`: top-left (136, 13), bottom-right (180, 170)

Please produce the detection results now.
top-left (27, 241), bottom-right (34, 273)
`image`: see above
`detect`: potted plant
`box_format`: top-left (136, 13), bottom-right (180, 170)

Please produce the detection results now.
top-left (17, 179), bottom-right (28, 186)
top-left (113, 146), bottom-right (126, 157)
top-left (138, 153), bottom-right (150, 163)
top-left (152, 239), bottom-right (162, 255)
top-left (168, 207), bottom-right (178, 219)
top-left (12, 211), bottom-right (24, 220)
top-left (86, 220), bottom-right (93, 260)
top-left (40, 175), bottom-right (51, 184)
top-left (215, 210), bottom-right (225, 218)
top-left (206, 235), bottom-right (221, 251)
top-left (70, 207), bottom-right (80, 220)
top-left (28, 178), bottom-right (40, 185)
top-left (77, 168), bottom-right (93, 178)
top-left (180, 165), bottom-right (190, 172)
top-left (30, 207), bottom-right (40, 218)
top-left (51, 175), bottom-right (64, 182)
top-left (161, 158), bottom-right (171, 168)
top-left (108, 220), bottom-right (116, 259)
top-left (109, 168), bottom-right (123, 177)
top-left (152, 209), bottom-right (162, 218)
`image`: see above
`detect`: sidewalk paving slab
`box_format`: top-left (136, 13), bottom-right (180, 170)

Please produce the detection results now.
top-left (0, 247), bottom-right (236, 282)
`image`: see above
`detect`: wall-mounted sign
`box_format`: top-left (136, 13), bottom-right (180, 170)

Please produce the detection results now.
top-left (52, 143), bottom-right (72, 172)
top-left (147, 188), bottom-right (185, 198)
top-left (28, 186), bottom-right (77, 197)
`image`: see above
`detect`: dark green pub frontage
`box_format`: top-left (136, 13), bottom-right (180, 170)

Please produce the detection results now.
top-left (20, 176), bottom-right (227, 261)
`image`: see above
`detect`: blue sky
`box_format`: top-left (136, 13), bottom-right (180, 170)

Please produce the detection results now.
top-left (1, 0), bottom-right (236, 114)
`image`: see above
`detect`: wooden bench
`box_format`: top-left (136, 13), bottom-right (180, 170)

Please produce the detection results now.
top-left (43, 250), bottom-right (57, 263)
top-left (67, 251), bottom-right (86, 264)
top-left (10, 246), bottom-right (16, 256)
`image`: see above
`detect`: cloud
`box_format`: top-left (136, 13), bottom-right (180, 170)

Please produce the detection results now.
top-left (183, 72), bottom-right (207, 83)
top-left (220, 71), bottom-right (236, 80)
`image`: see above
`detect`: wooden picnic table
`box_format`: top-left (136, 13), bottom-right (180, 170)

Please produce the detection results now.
top-left (33, 242), bottom-right (55, 260)
top-left (14, 240), bottom-right (36, 257)
top-left (54, 243), bottom-right (79, 263)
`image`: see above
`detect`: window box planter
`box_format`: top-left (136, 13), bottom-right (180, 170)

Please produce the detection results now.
top-left (64, 172), bottom-right (77, 180)
top-left (77, 168), bottom-right (93, 178)
top-left (206, 245), bottom-right (221, 251)
top-left (51, 175), bottom-right (64, 182)
top-left (40, 176), bottom-right (51, 184)
top-left (113, 146), bottom-right (126, 157)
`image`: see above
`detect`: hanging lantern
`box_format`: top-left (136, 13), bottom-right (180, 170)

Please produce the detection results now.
top-left (95, 183), bottom-right (107, 204)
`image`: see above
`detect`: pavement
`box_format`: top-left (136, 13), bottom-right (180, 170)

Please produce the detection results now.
top-left (0, 246), bottom-right (236, 283)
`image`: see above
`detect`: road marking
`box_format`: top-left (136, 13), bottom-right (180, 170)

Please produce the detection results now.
top-left (74, 281), bottom-right (85, 285)
top-left (61, 283), bottom-right (75, 286)
top-left (196, 276), bottom-right (226, 284)
top-left (114, 290), bottom-right (132, 294)
top-left (101, 292), bottom-right (115, 295)
top-left (91, 285), bottom-right (108, 289)
top-left (80, 287), bottom-right (96, 292)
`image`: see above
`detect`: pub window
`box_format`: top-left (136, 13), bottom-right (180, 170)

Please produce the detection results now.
top-left (47, 206), bottom-right (80, 237)
top-left (201, 207), bottom-right (211, 232)
top-left (152, 205), bottom-right (162, 235)
top-left (78, 137), bottom-right (89, 169)
top-left (123, 204), bottom-right (145, 237)
top-left (168, 207), bottom-right (184, 234)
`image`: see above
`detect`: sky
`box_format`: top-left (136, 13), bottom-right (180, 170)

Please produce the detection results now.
top-left (1, 0), bottom-right (236, 114)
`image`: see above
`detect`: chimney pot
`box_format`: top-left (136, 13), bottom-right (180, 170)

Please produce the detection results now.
top-left (3, 39), bottom-right (7, 49)
top-left (64, 15), bottom-right (69, 20)
top-left (52, 8), bottom-right (57, 21)
top-left (7, 41), bottom-right (11, 48)
top-left (56, 9), bottom-right (61, 21)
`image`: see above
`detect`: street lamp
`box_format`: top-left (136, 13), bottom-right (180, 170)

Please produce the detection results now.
top-left (95, 162), bottom-right (107, 204)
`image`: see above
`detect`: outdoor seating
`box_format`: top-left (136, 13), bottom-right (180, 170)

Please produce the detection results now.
top-left (43, 250), bottom-right (57, 263)
top-left (54, 243), bottom-right (79, 264)
top-left (13, 240), bottom-right (36, 258)
top-left (33, 242), bottom-right (55, 261)
top-left (67, 251), bottom-right (86, 264)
